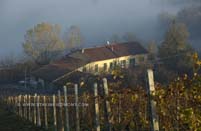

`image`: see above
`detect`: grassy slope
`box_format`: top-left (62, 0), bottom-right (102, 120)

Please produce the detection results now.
top-left (0, 104), bottom-right (45, 131)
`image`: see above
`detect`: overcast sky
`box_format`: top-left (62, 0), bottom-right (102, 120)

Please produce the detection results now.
top-left (0, 0), bottom-right (190, 59)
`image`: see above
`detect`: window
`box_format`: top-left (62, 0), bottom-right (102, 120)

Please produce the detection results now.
top-left (130, 58), bottom-right (135, 67)
top-left (139, 56), bottom-right (144, 62)
top-left (110, 62), bottom-right (113, 69)
top-left (121, 60), bottom-right (126, 68)
top-left (95, 64), bottom-right (99, 72)
top-left (83, 67), bottom-right (87, 72)
top-left (114, 61), bottom-right (117, 68)
top-left (103, 63), bottom-right (107, 71)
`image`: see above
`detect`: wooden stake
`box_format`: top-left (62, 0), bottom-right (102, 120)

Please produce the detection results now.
top-left (34, 94), bottom-right (37, 125)
top-left (13, 96), bottom-right (15, 113)
top-left (118, 94), bottom-right (121, 124)
top-left (9, 96), bottom-right (12, 111)
top-left (53, 94), bottom-right (57, 131)
top-left (37, 95), bottom-right (41, 126)
top-left (147, 69), bottom-right (159, 131)
top-left (58, 90), bottom-right (64, 131)
top-left (94, 83), bottom-right (100, 131)
top-left (103, 78), bottom-right (112, 131)
top-left (14, 96), bottom-right (18, 114)
top-left (8, 96), bottom-right (11, 112)
top-left (64, 86), bottom-right (70, 131)
top-left (18, 95), bottom-right (22, 117)
top-left (24, 95), bottom-right (27, 119)
top-left (74, 84), bottom-right (80, 131)
top-left (28, 95), bottom-right (31, 122)
top-left (43, 96), bottom-right (48, 129)
top-left (7, 96), bottom-right (11, 112)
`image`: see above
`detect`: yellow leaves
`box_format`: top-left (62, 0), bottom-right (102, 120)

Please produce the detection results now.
top-left (23, 23), bottom-right (64, 64)
top-left (123, 110), bottom-right (133, 121)
top-left (131, 94), bottom-right (138, 102)
top-left (161, 110), bottom-right (166, 116)
top-left (111, 97), bottom-right (117, 104)
top-left (180, 108), bottom-right (194, 122)
top-left (158, 95), bottom-right (162, 99)
top-left (153, 74), bottom-right (201, 129)
top-left (183, 74), bottom-right (188, 80)
top-left (99, 75), bottom-right (201, 130)
top-left (192, 52), bottom-right (201, 72)
top-left (198, 95), bottom-right (201, 100)
top-left (196, 61), bottom-right (201, 66)
top-left (111, 94), bottom-right (118, 104)
top-left (193, 52), bottom-right (199, 61)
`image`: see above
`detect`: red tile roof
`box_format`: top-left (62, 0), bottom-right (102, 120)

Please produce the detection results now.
top-left (69, 41), bottom-right (148, 62)
top-left (32, 56), bottom-right (87, 81)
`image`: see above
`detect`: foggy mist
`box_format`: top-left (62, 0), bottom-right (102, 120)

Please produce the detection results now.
top-left (0, 0), bottom-right (198, 58)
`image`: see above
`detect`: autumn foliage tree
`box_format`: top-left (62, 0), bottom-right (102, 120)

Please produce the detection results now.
top-left (158, 22), bottom-right (194, 74)
top-left (122, 32), bottom-right (138, 42)
top-left (147, 41), bottom-right (158, 61)
top-left (22, 23), bottom-right (65, 65)
top-left (64, 25), bottom-right (84, 50)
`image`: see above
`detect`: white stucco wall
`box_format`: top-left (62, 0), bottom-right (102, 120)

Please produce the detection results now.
top-left (77, 54), bottom-right (148, 73)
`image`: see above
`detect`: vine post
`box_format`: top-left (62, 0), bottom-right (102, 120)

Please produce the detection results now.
top-left (94, 83), bottom-right (100, 131)
top-left (74, 84), bottom-right (80, 131)
top-left (53, 94), bottom-right (57, 131)
top-left (63, 86), bottom-right (70, 131)
top-left (103, 78), bottom-right (112, 131)
top-left (147, 69), bottom-right (159, 131)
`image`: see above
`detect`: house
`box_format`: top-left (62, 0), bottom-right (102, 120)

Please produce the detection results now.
top-left (31, 41), bottom-right (148, 87)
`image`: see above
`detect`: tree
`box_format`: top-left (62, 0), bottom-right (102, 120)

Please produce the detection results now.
top-left (22, 22), bottom-right (64, 65)
top-left (158, 22), bottom-right (194, 74)
top-left (0, 54), bottom-right (17, 68)
top-left (64, 25), bottom-right (84, 49)
top-left (110, 34), bottom-right (121, 43)
top-left (122, 32), bottom-right (138, 42)
top-left (147, 41), bottom-right (158, 61)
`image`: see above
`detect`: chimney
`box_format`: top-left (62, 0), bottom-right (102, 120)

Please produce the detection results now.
top-left (107, 41), bottom-right (110, 45)
top-left (111, 46), bottom-right (114, 51)
top-left (82, 49), bottom-right (85, 53)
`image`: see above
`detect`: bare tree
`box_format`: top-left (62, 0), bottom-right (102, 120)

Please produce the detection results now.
top-left (122, 32), bottom-right (138, 42)
top-left (110, 34), bottom-right (121, 43)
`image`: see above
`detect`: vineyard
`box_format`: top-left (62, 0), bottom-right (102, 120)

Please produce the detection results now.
top-left (0, 70), bottom-right (201, 131)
